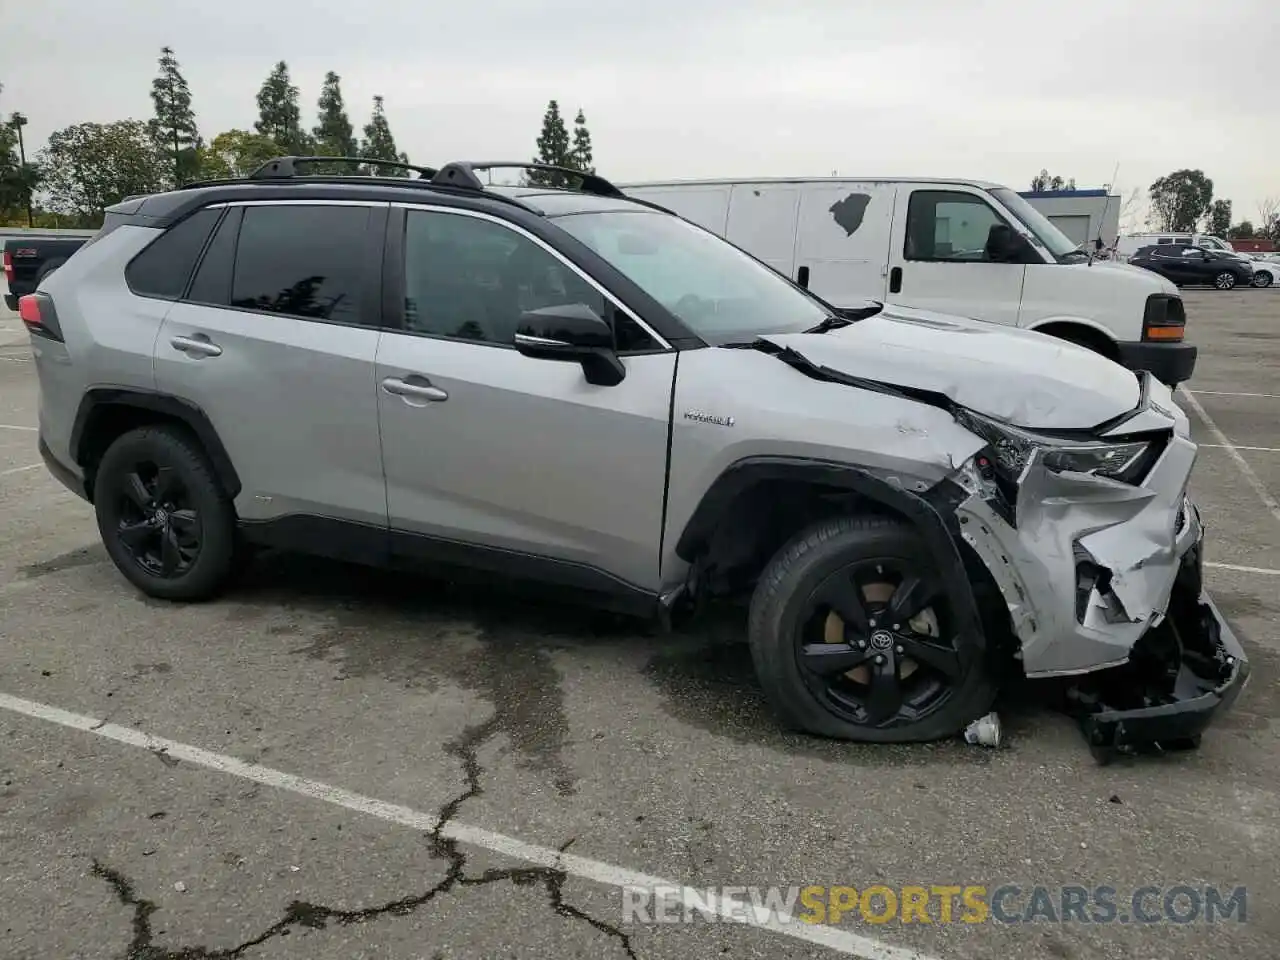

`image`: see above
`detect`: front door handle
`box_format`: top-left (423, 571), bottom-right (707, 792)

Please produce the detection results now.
top-left (170, 334), bottom-right (222, 358)
top-left (382, 376), bottom-right (448, 402)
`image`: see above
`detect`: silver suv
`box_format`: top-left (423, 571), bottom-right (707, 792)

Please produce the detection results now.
top-left (22, 157), bottom-right (1248, 754)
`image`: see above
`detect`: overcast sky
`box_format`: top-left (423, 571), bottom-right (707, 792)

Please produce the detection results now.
top-left (3, 0), bottom-right (1276, 226)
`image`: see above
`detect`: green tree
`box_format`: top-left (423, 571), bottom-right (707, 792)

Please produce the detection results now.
top-left (313, 71), bottom-right (357, 173)
top-left (1228, 220), bottom-right (1255, 240)
top-left (1148, 169), bottom-right (1213, 232)
top-left (1030, 169), bottom-right (1076, 191)
top-left (570, 108), bottom-right (594, 175)
top-left (359, 95), bottom-right (409, 176)
top-left (255, 61), bottom-right (309, 155)
top-left (1205, 198), bottom-right (1232, 237)
top-left (37, 120), bottom-right (168, 225)
top-left (0, 85), bottom-right (40, 224)
top-left (528, 99), bottom-right (571, 186)
top-left (198, 129), bottom-right (283, 179)
top-left (149, 46), bottom-right (200, 187)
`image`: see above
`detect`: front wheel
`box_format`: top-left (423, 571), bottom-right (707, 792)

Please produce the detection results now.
top-left (1252, 271), bottom-right (1273, 288)
top-left (1214, 272), bottom-right (1237, 290)
top-left (747, 515), bottom-right (997, 742)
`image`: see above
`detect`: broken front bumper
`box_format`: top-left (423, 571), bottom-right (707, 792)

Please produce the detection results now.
top-left (1069, 541), bottom-right (1250, 756)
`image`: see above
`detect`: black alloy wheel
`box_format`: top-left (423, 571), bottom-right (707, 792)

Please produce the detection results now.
top-left (748, 515), bottom-right (997, 742)
top-left (112, 462), bottom-right (201, 578)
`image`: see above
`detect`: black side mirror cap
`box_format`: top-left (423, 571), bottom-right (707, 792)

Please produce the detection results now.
top-left (514, 303), bottom-right (625, 386)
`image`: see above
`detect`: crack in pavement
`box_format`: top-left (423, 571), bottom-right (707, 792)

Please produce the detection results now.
top-left (90, 715), bottom-right (638, 959)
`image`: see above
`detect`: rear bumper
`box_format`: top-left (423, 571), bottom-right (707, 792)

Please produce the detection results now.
top-left (3, 293), bottom-right (16, 312)
top-left (1116, 340), bottom-right (1197, 386)
top-left (39, 434), bottom-right (88, 501)
top-left (1071, 542), bottom-right (1250, 756)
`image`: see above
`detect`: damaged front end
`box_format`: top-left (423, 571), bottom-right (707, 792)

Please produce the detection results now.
top-left (946, 373), bottom-right (1250, 758)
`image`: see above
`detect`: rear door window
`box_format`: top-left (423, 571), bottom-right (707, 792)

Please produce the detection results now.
top-left (229, 205), bottom-right (373, 325)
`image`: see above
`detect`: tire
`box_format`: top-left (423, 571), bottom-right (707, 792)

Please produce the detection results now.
top-left (1253, 271), bottom-right (1273, 288)
top-left (747, 514), bottom-right (997, 742)
top-left (93, 425), bottom-right (237, 601)
top-left (1213, 271), bottom-right (1237, 290)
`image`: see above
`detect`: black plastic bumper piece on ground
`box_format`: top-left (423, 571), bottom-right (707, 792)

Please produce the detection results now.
top-left (3, 293), bottom-right (17, 312)
top-left (1069, 547), bottom-right (1250, 764)
top-left (1115, 340), bottom-right (1198, 386)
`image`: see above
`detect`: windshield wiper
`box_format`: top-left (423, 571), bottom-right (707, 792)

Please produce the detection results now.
top-left (804, 314), bottom-right (854, 334)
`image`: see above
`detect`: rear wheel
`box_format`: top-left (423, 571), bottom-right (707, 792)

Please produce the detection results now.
top-left (93, 425), bottom-right (237, 601)
top-left (1214, 271), bottom-right (1237, 290)
top-left (747, 515), bottom-right (997, 742)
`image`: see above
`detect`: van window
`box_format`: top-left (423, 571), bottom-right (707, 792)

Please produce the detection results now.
top-left (904, 191), bottom-right (1011, 262)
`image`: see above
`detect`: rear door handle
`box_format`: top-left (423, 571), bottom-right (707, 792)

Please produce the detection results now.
top-left (382, 376), bottom-right (448, 402)
top-left (889, 266), bottom-right (903, 294)
top-left (170, 334), bottom-right (222, 358)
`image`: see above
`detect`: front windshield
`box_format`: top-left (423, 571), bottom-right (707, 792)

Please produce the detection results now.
top-left (988, 187), bottom-right (1082, 260)
top-left (552, 210), bottom-right (831, 343)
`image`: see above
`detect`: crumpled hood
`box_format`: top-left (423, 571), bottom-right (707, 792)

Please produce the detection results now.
top-left (760, 304), bottom-right (1141, 431)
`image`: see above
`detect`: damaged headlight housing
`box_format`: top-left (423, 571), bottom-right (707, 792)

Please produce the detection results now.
top-left (955, 408), bottom-right (1157, 485)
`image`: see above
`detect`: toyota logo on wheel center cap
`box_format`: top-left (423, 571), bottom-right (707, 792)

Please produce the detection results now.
top-left (869, 630), bottom-right (894, 650)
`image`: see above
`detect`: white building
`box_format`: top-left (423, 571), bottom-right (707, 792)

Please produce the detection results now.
top-left (1019, 188), bottom-right (1121, 250)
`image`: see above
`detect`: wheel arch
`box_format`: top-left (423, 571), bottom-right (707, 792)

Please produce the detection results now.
top-left (70, 389), bottom-right (241, 503)
top-left (673, 456), bottom-right (986, 646)
top-left (1027, 317), bottom-right (1120, 360)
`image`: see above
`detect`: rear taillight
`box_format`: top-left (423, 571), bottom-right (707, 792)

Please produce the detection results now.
top-left (2, 251), bottom-right (12, 283)
top-left (18, 293), bottom-right (64, 342)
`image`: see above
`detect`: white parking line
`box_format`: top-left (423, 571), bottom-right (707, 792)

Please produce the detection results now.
top-left (1206, 562), bottom-right (1280, 577)
top-left (0, 691), bottom-right (934, 960)
top-left (1200, 444), bottom-right (1280, 453)
top-left (0, 424), bottom-right (36, 431)
top-left (0, 463), bottom-right (39, 477)
top-left (1178, 386), bottom-right (1280, 526)
top-left (1190, 390), bottom-right (1280, 399)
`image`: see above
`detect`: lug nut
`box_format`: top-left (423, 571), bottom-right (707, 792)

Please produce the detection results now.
top-left (895, 645), bottom-right (904, 654)
top-left (868, 619), bottom-right (876, 627)
top-left (893, 623), bottom-right (900, 630)
top-left (874, 655), bottom-right (885, 665)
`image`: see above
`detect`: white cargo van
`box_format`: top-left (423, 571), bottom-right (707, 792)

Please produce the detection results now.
top-left (622, 177), bottom-right (1196, 386)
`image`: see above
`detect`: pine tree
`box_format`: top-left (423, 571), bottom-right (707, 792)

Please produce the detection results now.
top-left (149, 46), bottom-right (200, 186)
top-left (313, 71), bottom-right (357, 174)
top-left (255, 61), bottom-right (309, 156)
top-left (359, 96), bottom-right (408, 177)
top-left (570, 108), bottom-right (594, 175)
top-left (528, 100), bottom-right (571, 186)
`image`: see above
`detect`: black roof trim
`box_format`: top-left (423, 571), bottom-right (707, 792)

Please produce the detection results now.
top-left (430, 162), bottom-right (625, 198)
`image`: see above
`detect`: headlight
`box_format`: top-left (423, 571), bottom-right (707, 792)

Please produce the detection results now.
top-left (955, 408), bottom-right (1155, 484)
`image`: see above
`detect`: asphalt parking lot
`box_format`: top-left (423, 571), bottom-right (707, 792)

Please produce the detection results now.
top-left (1, 289), bottom-right (1277, 960)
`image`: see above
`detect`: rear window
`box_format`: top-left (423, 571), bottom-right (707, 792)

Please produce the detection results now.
top-left (125, 208), bottom-right (222, 299)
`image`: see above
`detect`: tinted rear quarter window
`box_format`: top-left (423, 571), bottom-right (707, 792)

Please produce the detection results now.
top-left (230, 205), bottom-right (371, 325)
top-left (186, 206), bottom-right (242, 306)
top-left (126, 207), bottom-right (222, 299)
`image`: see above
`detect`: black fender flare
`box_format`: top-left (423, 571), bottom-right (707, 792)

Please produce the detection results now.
top-left (675, 456), bottom-right (984, 651)
top-left (70, 388), bottom-right (242, 499)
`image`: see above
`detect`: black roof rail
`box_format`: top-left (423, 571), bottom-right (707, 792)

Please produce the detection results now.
top-left (431, 162), bottom-right (626, 198)
top-left (247, 156), bottom-right (440, 180)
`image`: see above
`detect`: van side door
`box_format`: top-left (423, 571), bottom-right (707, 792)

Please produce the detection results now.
top-left (791, 182), bottom-right (897, 305)
top-left (886, 187), bottom-right (1029, 328)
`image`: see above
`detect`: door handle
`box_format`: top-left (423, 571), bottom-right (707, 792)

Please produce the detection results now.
top-left (170, 334), bottom-right (222, 358)
top-left (889, 266), bottom-right (903, 295)
top-left (382, 376), bottom-right (448, 402)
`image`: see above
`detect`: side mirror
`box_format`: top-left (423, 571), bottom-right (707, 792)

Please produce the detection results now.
top-left (514, 303), bottom-right (626, 387)
top-left (985, 224), bottom-right (1031, 263)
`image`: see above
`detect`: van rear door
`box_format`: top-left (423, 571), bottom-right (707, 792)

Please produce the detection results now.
top-left (723, 183), bottom-right (802, 280)
top-left (886, 186), bottom-right (1027, 328)
top-left (791, 181), bottom-right (897, 305)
